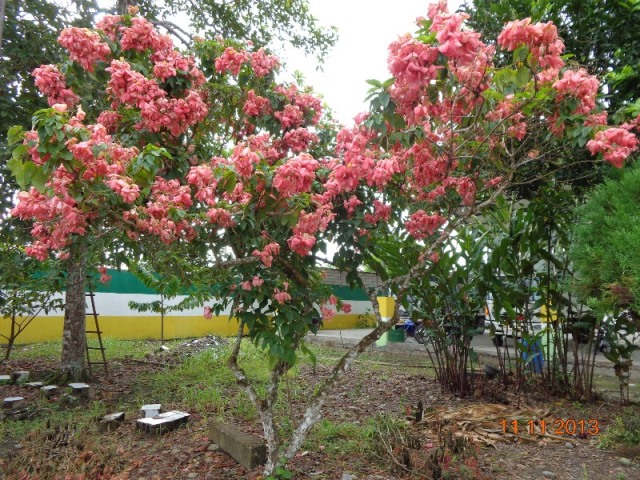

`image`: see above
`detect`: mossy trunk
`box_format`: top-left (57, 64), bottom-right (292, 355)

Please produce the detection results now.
top-left (60, 244), bottom-right (88, 381)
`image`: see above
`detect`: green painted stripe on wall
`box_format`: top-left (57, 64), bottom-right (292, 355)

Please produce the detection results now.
top-left (329, 285), bottom-right (369, 301)
top-left (92, 270), bottom-right (156, 294)
top-left (93, 270), bottom-right (370, 301)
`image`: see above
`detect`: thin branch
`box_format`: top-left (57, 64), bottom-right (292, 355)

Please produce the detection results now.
top-left (153, 20), bottom-right (192, 46)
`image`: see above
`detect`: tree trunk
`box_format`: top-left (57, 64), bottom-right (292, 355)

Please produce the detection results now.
top-left (60, 244), bottom-right (88, 381)
top-left (116, 0), bottom-right (130, 15)
top-left (0, 0), bottom-right (6, 57)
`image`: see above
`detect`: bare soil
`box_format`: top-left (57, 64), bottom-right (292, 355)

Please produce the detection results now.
top-left (1, 341), bottom-right (639, 480)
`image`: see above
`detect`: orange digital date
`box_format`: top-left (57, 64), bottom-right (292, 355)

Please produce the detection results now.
top-left (499, 418), bottom-right (600, 436)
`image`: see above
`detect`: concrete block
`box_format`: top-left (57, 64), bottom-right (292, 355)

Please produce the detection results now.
top-left (100, 412), bottom-right (125, 432)
top-left (41, 385), bottom-right (58, 397)
top-left (0, 375), bottom-right (12, 385)
top-left (136, 410), bottom-right (189, 434)
top-left (140, 404), bottom-right (162, 418)
top-left (12, 371), bottom-right (29, 384)
top-left (25, 382), bottom-right (44, 389)
top-left (68, 383), bottom-right (90, 398)
top-left (3, 397), bottom-right (26, 410)
top-left (208, 420), bottom-right (267, 469)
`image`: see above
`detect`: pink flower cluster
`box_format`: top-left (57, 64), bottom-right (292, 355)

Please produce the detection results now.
top-left (253, 242), bottom-right (281, 267)
top-left (98, 266), bottom-right (112, 284)
top-left (405, 210), bottom-right (446, 239)
top-left (388, 35), bottom-right (441, 116)
top-left (287, 234), bottom-right (316, 256)
top-left (58, 27), bottom-right (111, 72)
top-left (231, 143), bottom-right (261, 178)
top-left (364, 200), bottom-right (392, 225)
top-left (215, 46), bottom-right (279, 78)
top-left (215, 47), bottom-right (250, 75)
top-left (65, 122), bottom-right (138, 181)
top-left (107, 60), bottom-right (208, 136)
top-left (12, 182), bottom-right (89, 261)
top-left (553, 68), bottom-right (599, 115)
top-left (120, 17), bottom-right (172, 53)
top-left (293, 205), bottom-right (335, 237)
top-left (428, 5), bottom-right (484, 64)
top-left (324, 125), bottom-right (378, 196)
top-left (343, 195), bottom-right (362, 217)
top-left (587, 125), bottom-right (639, 168)
top-left (484, 95), bottom-right (527, 140)
top-left (249, 48), bottom-right (280, 77)
top-left (282, 128), bottom-right (319, 154)
top-left (187, 164), bottom-right (219, 206)
top-left (497, 18), bottom-right (565, 83)
top-left (105, 174), bottom-right (141, 203)
top-left (124, 178), bottom-right (195, 244)
top-left (274, 105), bottom-right (304, 129)
top-left (243, 90), bottom-right (272, 117)
top-left (274, 283), bottom-right (292, 304)
top-left (272, 154), bottom-right (319, 197)
top-left (206, 208), bottom-right (236, 228)
top-left (32, 65), bottom-right (80, 107)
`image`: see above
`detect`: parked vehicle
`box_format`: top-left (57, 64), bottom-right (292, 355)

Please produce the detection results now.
top-left (396, 307), bottom-right (485, 345)
top-left (484, 291), bottom-right (544, 346)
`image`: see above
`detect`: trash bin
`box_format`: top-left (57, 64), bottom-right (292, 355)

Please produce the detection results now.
top-left (519, 339), bottom-right (544, 373)
top-left (388, 329), bottom-right (406, 343)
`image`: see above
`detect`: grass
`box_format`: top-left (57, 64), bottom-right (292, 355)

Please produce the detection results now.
top-left (305, 418), bottom-right (374, 456)
top-left (7, 337), bottom-right (187, 362)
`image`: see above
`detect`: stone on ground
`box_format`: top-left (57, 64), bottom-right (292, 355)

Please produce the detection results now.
top-left (25, 382), bottom-right (44, 389)
top-left (40, 385), bottom-right (58, 397)
top-left (208, 420), bottom-right (267, 469)
top-left (68, 383), bottom-right (91, 398)
top-left (12, 371), bottom-right (29, 384)
top-left (136, 410), bottom-right (189, 434)
top-left (100, 412), bottom-right (125, 432)
top-left (140, 404), bottom-right (162, 418)
top-left (0, 375), bottom-right (11, 385)
top-left (3, 397), bottom-right (26, 410)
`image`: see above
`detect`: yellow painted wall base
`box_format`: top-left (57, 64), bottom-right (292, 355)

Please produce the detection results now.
top-left (1, 313), bottom-right (376, 344)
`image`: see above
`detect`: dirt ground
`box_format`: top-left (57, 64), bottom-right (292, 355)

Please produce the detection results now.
top-left (1, 340), bottom-right (639, 480)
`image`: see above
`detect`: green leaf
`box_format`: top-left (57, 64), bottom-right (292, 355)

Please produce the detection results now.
top-left (7, 156), bottom-right (27, 189)
top-left (7, 125), bottom-right (24, 146)
top-left (516, 67), bottom-right (531, 86)
top-left (513, 45), bottom-right (529, 63)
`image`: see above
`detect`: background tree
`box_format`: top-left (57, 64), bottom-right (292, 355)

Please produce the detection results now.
top-left (462, 0), bottom-right (640, 115)
top-left (571, 164), bottom-right (640, 402)
top-left (462, 0), bottom-right (640, 197)
top-left (0, 243), bottom-right (64, 360)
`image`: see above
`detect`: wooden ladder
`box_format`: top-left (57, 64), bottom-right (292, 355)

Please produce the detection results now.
top-left (85, 288), bottom-right (108, 376)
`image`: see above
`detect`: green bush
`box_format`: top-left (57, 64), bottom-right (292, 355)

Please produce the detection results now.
top-left (599, 408), bottom-right (640, 448)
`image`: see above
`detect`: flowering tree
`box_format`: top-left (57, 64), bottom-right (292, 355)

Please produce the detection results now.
top-left (9, 2), bottom-right (640, 475)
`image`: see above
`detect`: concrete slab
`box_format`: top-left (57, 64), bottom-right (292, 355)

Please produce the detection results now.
top-left (3, 397), bottom-right (26, 410)
top-left (0, 375), bottom-right (12, 385)
top-left (140, 404), bottom-right (162, 418)
top-left (25, 382), bottom-right (44, 389)
top-left (41, 385), bottom-right (58, 397)
top-left (208, 420), bottom-right (266, 469)
top-left (68, 383), bottom-right (90, 398)
top-left (100, 412), bottom-right (125, 432)
top-left (136, 410), bottom-right (189, 434)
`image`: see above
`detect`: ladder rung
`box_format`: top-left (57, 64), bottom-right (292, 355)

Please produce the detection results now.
top-left (87, 346), bottom-right (105, 350)
top-left (86, 330), bottom-right (102, 334)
